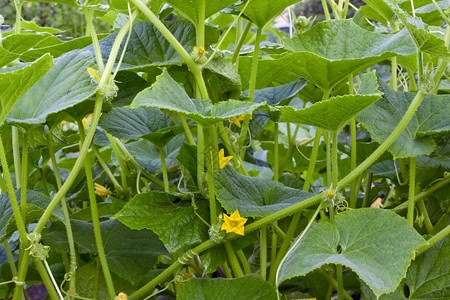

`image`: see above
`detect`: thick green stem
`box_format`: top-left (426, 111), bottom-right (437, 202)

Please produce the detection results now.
top-left (231, 22), bottom-right (252, 65)
top-left (20, 132), bottom-right (28, 220)
top-left (237, 27), bottom-right (262, 157)
top-left (407, 157), bottom-right (416, 226)
top-left (221, 263), bottom-right (232, 278)
top-left (48, 133), bottom-right (77, 296)
top-left (12, 127), bottom-right (21, 189)
top-left (407, 68), bottom-right (418, 91)
top-left (79, 127), bottom-right (116, 299)
top-left (260, 226), bottom-right (267, 280)
top-left (393, 176), bottom-right (450, 212)
top-left (179, 114), bottom-right (195, 145)
top-left (321, 0), bottom-right (331, 20)
top-left (209, 124), bottom-right (219, 170)
top-left (417, 198), bottom-right (433, 233)
top-left (349, 119), bottom-right (357, 208)
top-left (196, 0), bottom-right (205, 46)
top-left (205, 129), bottom-right (216, 225)
top-left (130, 0), bottom-right (208, 99)
top-left (158, 147), bottom-right (170, 193)
top-left (332, 131), bottom-right (338, 188)
top-left (304, 128), bottom-right (323, 191)
top-left (4, 241), bottom-right (18, 276)
top-left (336, 264), bottom-right (344, 300)
top-left (82, 7), bottom-right (104, 72)
top-left (273, 122), bottom-right (279, 182)
top-left (269, 227), bottom-right (278, 277)
top-left (362, 173), bottom-right (373, 208)
top-left (224, 241), bottom-right (244, 277)
top-left (106, 134), bottom-right (129, 195)
top-left (197, 125), bottom-right (205, 195)
top-left (34, 260), bottom-right (60, 300)
top-left (236, 250), bottom-right (251, 275)
top-left (417, 225), bottom-right (450, 253)
top-left (92, 146), bottom-right (122, 191)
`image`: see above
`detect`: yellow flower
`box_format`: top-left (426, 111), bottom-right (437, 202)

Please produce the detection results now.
top-left (94, 183), bottom-right (111, 197)
top-left (324, 189), bottom-right (335, 200)
top-left (198, 46), bottom-right (206, 58)
top-left (219, 148), bottom-right (233, 169)
top-left (87, 67), bottom-right (101, 84)
top-left (221, 210), bottom-right (247, 236)
top-left (371, 197), bottom-right (384, 208)
top-left (230, 114), bottom-right (252, 128)
top-left (114, 292), bottom-right (127, 300)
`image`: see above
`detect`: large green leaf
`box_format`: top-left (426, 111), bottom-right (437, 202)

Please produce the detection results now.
top-left (6, 50), bottom-right (97, 126)
top-left (213, 167), bottom-right (313, 217)
top-left (271, 20), bottom-right (416, 90)
top-left (114, 191), bottom-right (209, 252)
top-left (131, 69), bottom-right (264, 126)
top-left (237, 0), bottom-right (300, 28)
top-left (177, 274), bottom-right (277, 300)
top-left (278, 208), bottom-right (425, 297)
top-left (0, 54), bottom-right (54, 126)
top-left (278, 94), bottom-right (381, 132)
top-left (0, 189), bottom-right (64, 243)
top-left (45, 219), bottom-right (167, 283)
top-left (98, 106), bottom-right (174, 140)
top-left (98, 21), bottom-right (218, 71)
top-left (384, 0), bottom-right (450, 58)
top-left (243, 78), bottom-right (308, 105)
top-left (406, 236), bottom-right (450, 299)
top-left (166, 0), bottom-right (237, 25)
top-left (357, 80), bottom-right (450, 158)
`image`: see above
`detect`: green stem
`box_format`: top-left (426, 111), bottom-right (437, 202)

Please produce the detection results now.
top-left (221, 263), bottom-right (232, 278)
top-left (158, 147), bottom-right (170, 193)
top-left (82, 7), bottom-right (104, 72)
top-left (20, 132), bottom-right (28, 220)
top-left (260, 226), bottom-right (267, 280)
top-left (272, 224), bottom-right (286, 241)
top-left (417, 198), bottom-right (433, 233)
top-left (317, 269), bottom-right (353, 300)
top-left (14, 0), bottom-right (22, 34)
top-left (205, 129), bottom-right (216, 225)
top-left (79, 126), bottom-right (116, 299)
top-left (34, 260), bottom-right (60, 300)
top-left (178, 114), bottom-right (195, 145)
top-left (393, 176), bottom-right (450, 212)
top-left (336, 264), bottom-right (344, 300)
top-left (304, 128), bottom-right (323, 191)
top-left (93, 258), bottom-right (101, 300)
top-left (217, 123), bottom-right (248, 175)
top-left (197, 125), bottom-right (205, 195)
top-left (237, 27), bottom-right (262, 158)
top-left (416, 225), bottom-right (450, 253)
top-left (106, 133), bottom-right (129, 195)
top-left (236, 250), bottom-right (251, 275)
top-left (274, 122), bottom-right (279, 182)
top-left (231, 22), bottom-right (252, 65)
top-left (407, 157), bottom-right (416, 226)
top-left (196, 0), bottom-right (205, 46)
top-left (12, 127), bottom-right (21, 189)
top-left (326, 132), bottom-right (332, 186)
top-left (209, 124), bottom-right (219, 170)
top-left (321, 0), bottom-right (331, 20)
top-left (92, 146), bottom-right (122, 191)
top-left (224, 241), bottom-right (244, 277)
top-left (47, 133), bottom-right (77, 296)
top-left (332, 131), bottom-right (338, 188)
top-left (269, 226), bottom-right (278, 277)
top-left (39, 168), bottom-right (50, 197)
top-left (349, 119), bottom-right (357, 208)
top-left (407, 68), bottom-right (418, 91)
top-left (4, 241), bottom-right (18, 276)
top-left (130, 0), bottom-right (208, 99)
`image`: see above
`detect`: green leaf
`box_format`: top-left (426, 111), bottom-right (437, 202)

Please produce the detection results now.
top-left (46, 219), bottom-right (167, 283)
top-left (166, 0), bottom-right (237, 26)
top-left (177, 274), bottom-right (277, 300)
top-left (6, 50), bottom-right (97, 126)
top-left (112, 71), bottom-right (148, 107)
top-left (243, 78), bottom-right (308, 105)
top-left (0, 190), bottom-right (64, 243)
top-left (384, 0), bottom-right (450, 58)
top-left (273, 20), bottom-right (416, 90)
top-left (114, 191), bottom-right (209, 252)
top-left (0, 54), bottom-right (54, 126)
top-left (357, 80), bottom-right (450, 158)
top-left (416, 0), bottom-right (450, 26)
top-left (26, 0), bottom-right (79, 5)
top-left (406, 236), bottom-right (450, 299)
top-left (237, 0), bottom-right (300, 28)
top-left (278, 208), bottom-right (425, 297)
top-left (98, 21), bottom-right (218, 71)
top-left (0, 34), bottom-right (54, 68)
top-left (278, 94), bottom-right (381, 132)
top-left (131, 69), bottom-right (264, 126)
top-left (98, 106), bottom-right (174, 140)
top-left (213, 167), bottom-right (313, 217)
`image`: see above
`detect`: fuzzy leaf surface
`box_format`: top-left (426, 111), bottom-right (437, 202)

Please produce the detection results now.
top-left (237, 0), bottom-right (300, 28)
top-left (278, 208), bottom-right (425, 297)
top-left (114, 191), bottom-right (209, 252)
